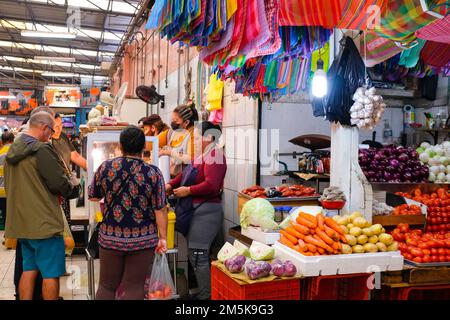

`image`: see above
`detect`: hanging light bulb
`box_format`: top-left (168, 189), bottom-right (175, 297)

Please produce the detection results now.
top-left (311, 58), bottom-right (327, 98)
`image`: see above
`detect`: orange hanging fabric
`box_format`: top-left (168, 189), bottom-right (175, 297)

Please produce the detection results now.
top-left (337, 0), bottom-right (387, 30)
top-left (279, 0), bottom-right (343, 28)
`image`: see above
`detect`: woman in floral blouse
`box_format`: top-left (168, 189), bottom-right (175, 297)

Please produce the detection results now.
top-left (89, 126), bottom-right (168, 300)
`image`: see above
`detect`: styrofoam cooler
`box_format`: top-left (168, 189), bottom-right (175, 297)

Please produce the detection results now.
top-left (241, 226), bottom-right (280, 245)
top-left (274, 242), bottom-right (404, 277)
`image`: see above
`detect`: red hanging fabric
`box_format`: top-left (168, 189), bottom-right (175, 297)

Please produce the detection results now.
top-left (279, 0), bottom-right (343, 28)
top-left (420, 41), bottom-right (450, 69)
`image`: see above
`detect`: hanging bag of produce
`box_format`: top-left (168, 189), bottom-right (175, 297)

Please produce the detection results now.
top-left (279, 0), bottom-right (343, 28)
top-left (415, 14), bottom-right (450, 44)
top-left (145, 253), bottom-right (175, 300)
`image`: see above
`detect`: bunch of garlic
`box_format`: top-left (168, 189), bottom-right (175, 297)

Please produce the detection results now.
top-left (349, 87), bottom-right (386, 130)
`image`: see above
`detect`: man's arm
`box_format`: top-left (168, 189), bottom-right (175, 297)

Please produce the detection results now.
top-left (71, 151), bottom-right (87, 170)
top-left (36, 144), bottom-right (75, 198)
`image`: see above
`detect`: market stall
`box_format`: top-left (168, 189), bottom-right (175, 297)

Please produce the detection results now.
top-left (142, 0), bottom-right (450, 301)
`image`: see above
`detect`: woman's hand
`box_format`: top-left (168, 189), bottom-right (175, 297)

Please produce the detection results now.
top-left (173, 186), bottom-right (191, 198)
top-left (165, 183), bottom-right (173, 194)
top-left (155, 239), bottom-right (167, 254)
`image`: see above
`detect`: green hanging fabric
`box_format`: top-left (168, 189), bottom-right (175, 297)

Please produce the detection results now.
top-left (398, 38), bottom-right (426, 68)
top-left (264, 60), bottom-right (278, 89)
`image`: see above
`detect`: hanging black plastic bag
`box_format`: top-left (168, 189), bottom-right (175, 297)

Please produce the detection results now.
top-left (312, 36), bottom-right (368, 125)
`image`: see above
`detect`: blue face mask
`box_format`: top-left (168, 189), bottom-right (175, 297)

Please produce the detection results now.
top-left (171, 122), bottom-right (181, 130)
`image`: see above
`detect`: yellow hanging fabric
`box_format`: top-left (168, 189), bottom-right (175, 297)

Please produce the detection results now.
top-left (206, 73), bottom-right (224, 111)
top-left (226, 0), bottom-right (237, 21)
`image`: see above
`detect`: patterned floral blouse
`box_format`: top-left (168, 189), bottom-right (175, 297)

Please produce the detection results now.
top-left (89, 157), bottom-right (167, 251)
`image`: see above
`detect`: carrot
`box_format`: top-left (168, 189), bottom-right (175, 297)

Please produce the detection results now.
top-left (296, 216), bottom-right (316, 229)
top-left (297, 239), bottom-right (308, 252)
top-left (302, 251), bottom-right (314, 256)
top-left (310, 228), bottom-right (316, 235)
top-left (289, 221), bottom-right (310, 235)
top-left (305, 243), bottom-right (317, 253)
top-left (339, 233), bottom-right (348, 244)
top-left (333, 242), bottom-right (342, 251)
top-left (304, 235), bottom-right (331, 251)
top-left (279, 235), bottom-right (296, 250)
top-left (317, 247), bottom-right (325, 255)
top-left (285, 226), bottom-right (304, 239)
top-left (323, 224), bottom-right (340, 241)
top-left (280, 230), bottom-right (298, 245)
top-left (299, 213), bottom-right (318, 228)
top-left (317, 214), bottom-right (325, 231)
top-left (316, 228), bottom-right (335, 246)
top-left (324, 217), bottom-right (345, 235)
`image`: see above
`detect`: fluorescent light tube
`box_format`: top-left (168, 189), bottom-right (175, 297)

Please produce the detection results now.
top-left (34, 56), bottom-right (76, 63)
top-left (21, 30), bottom-right (77, 39)
top-left (42, 72), bottom-right (77, 77)
top-left (0, 95), bottom-right (16, 99)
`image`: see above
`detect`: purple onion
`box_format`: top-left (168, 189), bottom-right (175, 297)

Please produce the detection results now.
top-left (398, 153), bottom-right (409, 162)
top-left (390, 159), bottom-right (400, 167)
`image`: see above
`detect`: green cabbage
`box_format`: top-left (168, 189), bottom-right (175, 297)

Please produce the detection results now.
top-left (249, 241), bottom-right (275, 261)
top-left (217, 242), bottom-right (239, 262)
top-left (233, 240), bottom-right (250, 257)
top-left (240, 198), bottom-right (279, 230)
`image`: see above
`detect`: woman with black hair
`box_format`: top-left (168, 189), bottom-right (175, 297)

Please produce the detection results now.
top-left (166, 121), bottom-right (227, 300)
top-left (159, 103), bottom-right (199, 177)
top-left (88, 126), bottom-right (168, 300)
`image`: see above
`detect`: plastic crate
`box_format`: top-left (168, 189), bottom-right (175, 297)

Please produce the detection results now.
top-left (211, 265), bottom-right (301, 300)
top-left (375, 284), bottom-right (450, 300)
top-left (301, 273), bottom-right (372, 300)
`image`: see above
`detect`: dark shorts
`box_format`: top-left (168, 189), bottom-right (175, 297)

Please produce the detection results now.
top-left (19, 237), bottom-right (66, 279)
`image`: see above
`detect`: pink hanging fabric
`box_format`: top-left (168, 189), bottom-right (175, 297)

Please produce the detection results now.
top-left (416, 14), bottom-right (450, 44)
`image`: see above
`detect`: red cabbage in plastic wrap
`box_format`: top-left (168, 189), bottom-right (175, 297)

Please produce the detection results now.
top-left (224, 255), bottom-right (246, 273)
top-left (245, 261), bottom-right (271, 280)
top-left (283, 261), bottom-right (297, 277)
top-left (270, 260), bottom-right (286, 277)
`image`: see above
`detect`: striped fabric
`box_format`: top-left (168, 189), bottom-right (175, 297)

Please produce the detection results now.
top-left (361, 32), bottom-right (404, 67)
top-left (375, 0), bottom-right (448, 44)
top-left (337, 0), bottom-right (387, 30)
top-left (279, 0), bottom-right (343, 28)
top-left (420, 41), bottom-right (450, 69)
top-left (416, 14), bottom-right (450, 43)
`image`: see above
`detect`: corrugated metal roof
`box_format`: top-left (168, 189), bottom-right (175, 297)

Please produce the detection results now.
top-left (0, 0), bottom-right (145, 88)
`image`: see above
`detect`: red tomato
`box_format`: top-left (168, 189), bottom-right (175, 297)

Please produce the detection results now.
top-left (431, 255), bottom-right (440, 262)
top-left (444, 218), bottom-right (449, 224)
top-left (422, 249), bottom-right (431, 256)
top-left (418, 242), bottom-right (429, 250)
top-left (447, 255), bottom-right (450, 261)
top-left (399, 224), bottom-right (410, 233)
top-left (431, 218), bottom-right (438, 225)
top-left (404, 253), bottom-right (413, 260)
top-left (439, 256), bottom-right (447, 262)
top-left (431, 248), bottom-right (439, 255)
top-left (406, 239), bottom-right (419, 247)
top-left (423, 255), bottom-right (431, 263)
top-left (438, 248), bottom-right (446, 256)
top-left (428, 241), bottom-right (438, 249)
top-left (413, 256), bottom-right (423, 263)
top-left (410, 248), bottom-right (424, 257)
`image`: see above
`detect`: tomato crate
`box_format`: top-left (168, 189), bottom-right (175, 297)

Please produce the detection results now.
top-left (301, 273), bottom-right (372, 300)
top-left (211, 265), bottom-right (301, 300)
top-left (375, 284), bottom-right (450, 300)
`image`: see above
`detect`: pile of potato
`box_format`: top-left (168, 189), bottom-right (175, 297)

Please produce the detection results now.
top-left (333, 212), bottom-right (399, 254)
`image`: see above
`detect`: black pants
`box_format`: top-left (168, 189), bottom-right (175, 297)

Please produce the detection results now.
top-left (14, 241), bottom-right (43, 300)
top-left (0, 198), bottom-right (6, 228)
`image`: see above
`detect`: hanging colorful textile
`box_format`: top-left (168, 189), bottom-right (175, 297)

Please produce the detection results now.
top-left (420, 41), bottom-right (450, 70)
top-left (278, 0), bottom-right (343, 28)
top-left (375, 0), bottom-right (448, 45)
top-left (337, 0), bottom-right (387, 30)
top-left (360, 32), bottom-right (405, 67)
top-left (398, 38), bottom-right (426, 68)
top-left (206, 73), bottom-right (224, 111)
top-left (416, 14), bottom-right (450, 43)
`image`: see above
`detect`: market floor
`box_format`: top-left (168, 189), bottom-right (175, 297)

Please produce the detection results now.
top-left (0, 231), bottom-right (99, 300)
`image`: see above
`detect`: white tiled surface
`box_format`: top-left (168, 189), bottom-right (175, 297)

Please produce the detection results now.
top-left (0, 231), bottom-right (96, 300)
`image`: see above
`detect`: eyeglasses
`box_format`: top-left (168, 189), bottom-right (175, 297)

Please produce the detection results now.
top-left (47, 125), bottom-right (55, 134)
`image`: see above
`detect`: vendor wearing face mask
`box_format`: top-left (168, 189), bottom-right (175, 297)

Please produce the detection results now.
top-left (160, 103), bottom-right (198, 177)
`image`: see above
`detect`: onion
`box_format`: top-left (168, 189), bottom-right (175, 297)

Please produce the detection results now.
top-left (398, 154), bottom-right (408, 162)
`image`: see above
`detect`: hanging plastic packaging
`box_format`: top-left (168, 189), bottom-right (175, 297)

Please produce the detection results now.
top-left (145, 253), bottom-right (175, 300)
top-left (313, 36), bottom-right (367, 125)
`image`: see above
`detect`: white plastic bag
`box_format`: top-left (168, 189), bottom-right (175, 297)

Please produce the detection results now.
top-left (144, 253), bottom-right (175, 300)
